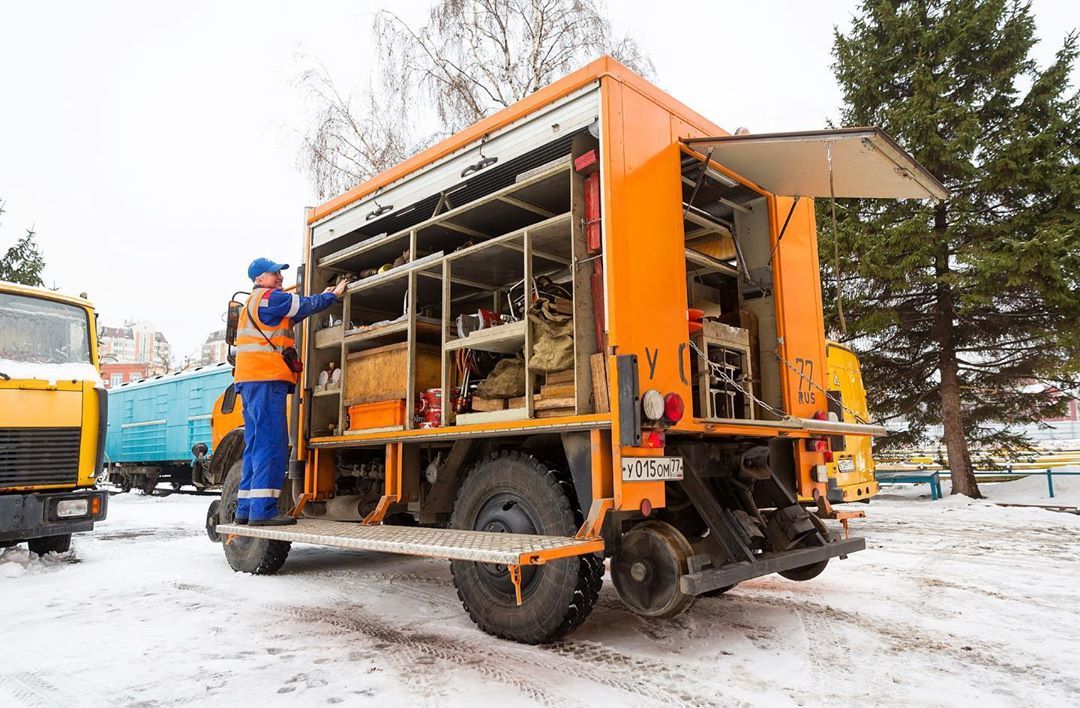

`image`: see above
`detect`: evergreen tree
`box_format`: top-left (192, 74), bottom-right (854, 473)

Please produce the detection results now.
top-left (825, 1), bottom-right (1080, 497)
top-left (0, 200), bottom-right (46, 287)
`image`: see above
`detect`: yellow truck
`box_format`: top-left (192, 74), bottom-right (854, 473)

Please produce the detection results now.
top-left (823, 342), bottom-right (878, 503)
top-left (0, 281), bottom-right (108, 554)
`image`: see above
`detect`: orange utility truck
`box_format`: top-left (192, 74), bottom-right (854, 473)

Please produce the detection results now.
top-left (213, 57), bottom-right (946, 643)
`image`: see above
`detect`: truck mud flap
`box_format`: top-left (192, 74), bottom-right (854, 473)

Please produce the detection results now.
top-left (681, 537), bottom-right (866, 596)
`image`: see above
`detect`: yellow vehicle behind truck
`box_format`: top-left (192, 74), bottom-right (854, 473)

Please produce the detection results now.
top-left (824, 341), bottom-right (878, 503)
top-left (0, 281), bottom-right (108, 554)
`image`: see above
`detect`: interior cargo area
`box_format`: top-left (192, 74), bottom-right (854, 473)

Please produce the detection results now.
top-left (303, 134), bottom-right (783, 438)
top-left (305, 128), bottom-right (600, 437)
top-left (680, 148), bottom-right (783, 422)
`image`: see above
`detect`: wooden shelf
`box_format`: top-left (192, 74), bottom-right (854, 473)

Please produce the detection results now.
top-left (346, 252), bottom-right (444, 295)
top-left (455, 408), bottom-right (529, 426)
top-left (318, 231), bottom-right (410, 271)
top-left (314, 325), bottom-right (344, 350)
top-left (345, 319), bottom-right (441, 350)
top-left (444, 320), bottom-right (526, 354)
top-left (313, 387), bottom-right (341, 398)
top-left (316, 161), bottom-right (571, 274)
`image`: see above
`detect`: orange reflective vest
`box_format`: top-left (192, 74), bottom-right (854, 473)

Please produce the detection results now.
top-left (234, 288), bottom-right (298, 384)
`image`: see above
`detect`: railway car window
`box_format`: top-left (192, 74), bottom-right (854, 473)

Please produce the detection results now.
top-left (221, 383), bottom-right (238, 414)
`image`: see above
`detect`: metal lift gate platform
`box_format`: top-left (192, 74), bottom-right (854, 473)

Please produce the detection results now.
top-left (217, 519), bottom-right (604, 604)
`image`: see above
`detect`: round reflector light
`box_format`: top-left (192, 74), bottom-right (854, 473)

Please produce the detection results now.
top-left (642, 389), bottom-right (665, 421)
top-left (663, 393), bottom-right (685, 424)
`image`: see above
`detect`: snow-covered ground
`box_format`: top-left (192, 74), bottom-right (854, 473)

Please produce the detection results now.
top-left (2, 484), bottom-right (1078, 707)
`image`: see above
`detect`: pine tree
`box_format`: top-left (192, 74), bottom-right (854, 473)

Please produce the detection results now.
top-left (0, 200), bottom-right (46, 287)
top-left (825, 1), bottom-right (1080, 497)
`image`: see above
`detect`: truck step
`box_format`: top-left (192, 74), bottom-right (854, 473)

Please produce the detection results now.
top-left (216, 518), bottom-right (603, 566)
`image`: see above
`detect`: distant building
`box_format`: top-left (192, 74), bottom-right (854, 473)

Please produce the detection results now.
top-left (99, 325), bottom-right (136, 363)
top-left (198, 329), bottom-right (228, 366)
top-left (98, 320), bottom-right (172, 375)
top-left (100, 362), bottom-right (148, 389)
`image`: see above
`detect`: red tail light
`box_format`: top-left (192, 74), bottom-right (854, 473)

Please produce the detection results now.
top-left (805, 438), bottom-right (828, 452)
top-left (643, 430), bottom-right (665, 448)
top-left (823, 450), bottom-right (834, 463)
top-left (813, 411), bottom-right (829, 421)
top-left (663, 393), bottom-right (684, 424)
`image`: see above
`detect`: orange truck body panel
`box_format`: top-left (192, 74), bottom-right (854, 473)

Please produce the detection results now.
top-left (216, 57), bottom-right (852, 509)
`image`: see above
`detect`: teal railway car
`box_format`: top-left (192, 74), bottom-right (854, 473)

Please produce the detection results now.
top-left (104, 363), bottom-right (231, 493)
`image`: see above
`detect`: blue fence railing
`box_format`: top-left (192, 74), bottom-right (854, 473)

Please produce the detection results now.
top-left (876, 468), bottom-right (1080, 500)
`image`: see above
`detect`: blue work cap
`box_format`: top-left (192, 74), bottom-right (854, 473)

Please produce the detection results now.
top-left (247, 258), bottom-right (290, 281)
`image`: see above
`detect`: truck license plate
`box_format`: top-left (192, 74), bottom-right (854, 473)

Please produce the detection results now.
top-left (621, 456), bottom-right (684, 482)
top-left (837, 458), bottom-right (856, 472)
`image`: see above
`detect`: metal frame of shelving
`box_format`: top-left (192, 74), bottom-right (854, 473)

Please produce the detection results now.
top-left (305, 158), bottom-right (601, 441)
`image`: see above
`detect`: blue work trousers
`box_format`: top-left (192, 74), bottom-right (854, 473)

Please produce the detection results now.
top-left (235, 381), bottom-right (290, 521)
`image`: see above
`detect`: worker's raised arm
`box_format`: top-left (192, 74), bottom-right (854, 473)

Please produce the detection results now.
top-left (260, 289), bottom-right (337, 325)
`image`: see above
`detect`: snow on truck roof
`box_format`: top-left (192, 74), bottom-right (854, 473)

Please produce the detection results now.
top-left (113, 361), bottom-right (231, 391)
top-left (0, 279), bottom-right (94, 309)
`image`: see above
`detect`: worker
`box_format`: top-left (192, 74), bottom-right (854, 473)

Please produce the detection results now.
top-left (234, 258), bottom-right (348, 526)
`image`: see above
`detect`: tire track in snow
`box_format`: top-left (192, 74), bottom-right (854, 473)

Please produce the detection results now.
top-left (741, 593), bottom-right (1080, 699)
top-left (0, 672), bottom-right (77, 707)
top-left (279, 571), bottom-right (731, 706)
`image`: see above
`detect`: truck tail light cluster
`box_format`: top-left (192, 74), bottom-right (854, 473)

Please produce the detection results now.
top-left (641, 390), bottom-right (684, 427)
top-left (806, 438), bottom-right (829, 453)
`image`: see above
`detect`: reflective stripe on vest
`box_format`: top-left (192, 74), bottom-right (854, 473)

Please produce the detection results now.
top-left (233, 288), bottom-right (298, 384)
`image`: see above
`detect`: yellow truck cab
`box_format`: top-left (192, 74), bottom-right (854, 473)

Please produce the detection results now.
top-left (823, 341), bottom-right (878, 502)
top-left (0, 281), bottom-right (108, 554)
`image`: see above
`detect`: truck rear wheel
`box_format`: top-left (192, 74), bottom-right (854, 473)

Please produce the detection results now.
top-left (449, 451), bottom-right (602, 644)
top-left (28, 534), bottom-right (71, 556)
top-left (219, 455), bottom-right (291, 575)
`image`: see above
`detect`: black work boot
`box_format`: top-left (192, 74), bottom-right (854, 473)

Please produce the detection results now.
top-left (249, 515), bottom-right (298, 527)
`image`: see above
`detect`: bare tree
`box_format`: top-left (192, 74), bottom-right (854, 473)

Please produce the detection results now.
top-left (297, 0), bottom-right (650, 198)
top-left (295, 56), bottom-right (419, 200)
top-left (376, 0), bottom-right (652, 133)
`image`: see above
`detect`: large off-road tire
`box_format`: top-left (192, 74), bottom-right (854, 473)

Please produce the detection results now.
top-left (29, 534), bottom-right (71, 555)
top-left (449, 451), bottom-right (603, 644)
top-left (219, 454), bottom-right (291, 575)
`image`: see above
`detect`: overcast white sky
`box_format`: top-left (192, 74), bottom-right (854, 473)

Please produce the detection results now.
top-left (1, 1), bottom-right (1076, 362)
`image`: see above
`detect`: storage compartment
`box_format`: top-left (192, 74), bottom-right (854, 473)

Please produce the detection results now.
top-left (347, 400), bottom-right (407, 431)
top-left (680, 148), bottom-right (779, 421)
top-left (344, 343), bottom-right (441, 406)
top-left (306, 130), bottom-right (603, 435)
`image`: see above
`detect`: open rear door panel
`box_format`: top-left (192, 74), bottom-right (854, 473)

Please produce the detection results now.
top-left (683, 127), bottom-right (948, 201)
